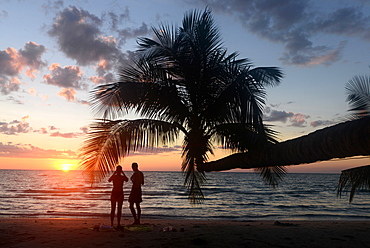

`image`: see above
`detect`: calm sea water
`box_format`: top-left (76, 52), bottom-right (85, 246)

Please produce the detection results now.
top-left (0, 170), bottom-right (369, 220)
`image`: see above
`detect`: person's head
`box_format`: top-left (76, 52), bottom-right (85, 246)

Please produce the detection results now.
top-left (116, 165), bottom-right (123, 172)
top-left (132, 162), bottom-right (138, 171)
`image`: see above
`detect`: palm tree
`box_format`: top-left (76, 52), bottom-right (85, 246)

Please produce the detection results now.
top-left (198, 75), bottom-right (370, 202)
top-left (79, 9), bottom-right (283, 203)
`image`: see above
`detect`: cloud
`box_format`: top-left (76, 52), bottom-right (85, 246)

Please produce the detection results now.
top-left (105, 9), bottom-right (130, 31)
top-left (18, 41), bottom-right (47, 78)
top-left (115, 22), bottom-right (150, 44)
top-left (196, 0), bottom-right (370, 67)
top-left (49, 131), bottom-right (80, 138)
top-left (80, 126), bottom-right (88, 134)
top-left (5, 95), bottom-right (24, 105)
top-left (290, 113), bottom-right (310, 127)
top-left (0, 142), bottom-right (179, 159)
top-left (39, 127), bottom-right (48, 134)
top-left (104, 9), bottom-right (150, 45)
top-left (43, 63), bottom-right (86, 90)
top-left (0, 42), bottom-right (46, 94)
top-left (41, 0), bottom-right (64, 14)
top-left (0, 10), bottom-right (8, 20)
top-left (264, 110), bottom-right (294, 122)
top-left (0, 47), bottom-right (22, 76)
top-left (48, 6), bottom-right (122, 66)
top-left (0, 77), bottom-right (21, 95)
top-left (57, 88), bottom-right (76, 102)
top-left (33, 125), bottom-right (88, 138)
top-left (77, 99), bottom-right (90, 105)
top-left (56, 87), bottom-right (90, 105)
top-left (0, 117), bottom-right (86, 138)
top-left (264, 109), bottom-right (310, 127)
top-left (89, 73), bottom-right (115, 85)
top-left (47, 6), bottom-right (150, 78)
top-left (49, 126), bottom-right (57, 130)
top-left (0, 42), bottom-right (46, 78)
top-left (95, 60), bottom-right (113, 76)
top-left (28, 87), bottom-right (49, 101)
top-left (310, 119), bottom-right (337, 127)
top-left (314, 7), bottom-right (370, 40)
top-left (0, 142), bottom-right (77, 159)
top-left (0, 116), bottom-right (31, 135)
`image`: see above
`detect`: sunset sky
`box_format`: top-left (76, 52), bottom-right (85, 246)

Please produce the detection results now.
top-left (1, 0), bottom-right (369, 173)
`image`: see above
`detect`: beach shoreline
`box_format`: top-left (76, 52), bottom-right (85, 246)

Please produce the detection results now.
top-left (1, 218), bottom-right (370, 247)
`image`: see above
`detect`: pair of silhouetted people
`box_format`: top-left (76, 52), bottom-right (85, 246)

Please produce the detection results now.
top-left (108, 162), bottom-right (144, 228)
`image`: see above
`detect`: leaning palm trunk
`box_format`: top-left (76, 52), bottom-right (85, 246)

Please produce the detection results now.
top-left (197, 116), bottom-right (370, 172)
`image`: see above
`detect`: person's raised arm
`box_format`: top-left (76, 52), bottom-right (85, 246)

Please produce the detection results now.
top-left (108, 171), bottom-right (116, 182)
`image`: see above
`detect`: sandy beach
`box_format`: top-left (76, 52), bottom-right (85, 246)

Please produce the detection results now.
top-left (1, 218), bottom-right (369, 248)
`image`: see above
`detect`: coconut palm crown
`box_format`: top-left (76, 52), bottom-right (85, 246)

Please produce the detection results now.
top-left (79, 9), bottom-right (283, 204)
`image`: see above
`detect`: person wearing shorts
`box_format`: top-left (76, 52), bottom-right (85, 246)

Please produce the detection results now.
top-left (129, 162), bottom-right (144, 225)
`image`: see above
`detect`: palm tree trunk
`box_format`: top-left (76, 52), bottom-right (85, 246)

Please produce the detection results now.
top-left (197, 116), bottom-right (370, 172)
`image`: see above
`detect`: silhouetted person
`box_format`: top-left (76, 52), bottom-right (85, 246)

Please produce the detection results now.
top-left (108, 165), bottom-right (128, 229)
top-left (129, 162), bottom-right (144, 225)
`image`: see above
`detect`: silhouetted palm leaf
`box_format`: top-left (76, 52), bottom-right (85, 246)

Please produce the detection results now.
top-left (255, 166), bottom-right (287, 188)
top-left (79, 119), bottom-right (180, 183)
top-left (346, 75), bottom-right (370, 117)
top-left (337, 165), bottom-right (370, 202)
top-left (335, 75), bottom-right (370, 202)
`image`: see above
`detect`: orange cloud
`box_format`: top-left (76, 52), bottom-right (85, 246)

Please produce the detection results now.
top-left (57, 88), bottom-right (76, 101)
top-left (0, 119), bottom-right (31, 135)
top-left (21, 115), bottom-right (29, 122)
top-left (28, 87), bottom-right (50, 102)
top-left (0, 142), bottom-right (77, 159)
top-left (28, 87), bottom-right (37, 95)
top-left (0, 42), bottom-right (46, 78)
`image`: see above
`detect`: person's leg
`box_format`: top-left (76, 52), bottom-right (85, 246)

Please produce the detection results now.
top-left (129, 202), bottom-right (137, 224)
top-left (136, 202), bottom-right (141, 225)
top-left (110, 200), bottom-right (116, 227)
top-left (117, 198), bottom-right (123, 228)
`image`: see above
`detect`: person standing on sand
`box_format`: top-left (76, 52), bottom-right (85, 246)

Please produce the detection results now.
top-left (108, 165), bottom-right (128, 229)
top-left (129, 162), bottom-right (144, 225)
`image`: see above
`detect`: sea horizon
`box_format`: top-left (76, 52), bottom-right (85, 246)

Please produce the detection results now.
top-left (0, 168), bottom-right (342, 174)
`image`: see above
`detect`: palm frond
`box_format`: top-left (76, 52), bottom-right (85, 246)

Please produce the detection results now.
top-left (79, 119), bottom-right (180, 183)
top-left (181, 158), bottom-right (207, 205)
top-left (249, 67), bottom-right (284, 87)
top-left (90, 78), bottom-right (189, 123)
top-left (254, 166), bottom-right (287, 188)
top-left (180, 128), bottom-right (214, 204)
top-left (337, 164), bottom-right (370, 202)
top-left (345, 75), bottom-right (370, 117)
top-left (210, 123), bottom-right (279, 152)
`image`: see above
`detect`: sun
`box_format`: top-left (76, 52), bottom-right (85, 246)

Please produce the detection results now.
top-left (61, 163), bottom-right (73, 172)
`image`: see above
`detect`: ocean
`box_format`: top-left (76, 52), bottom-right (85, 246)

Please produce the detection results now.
top-left (0, 170), bottom-right (369, 220)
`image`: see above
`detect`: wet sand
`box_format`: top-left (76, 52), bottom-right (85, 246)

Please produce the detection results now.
top-left (1, 218), bottom-right (370, 247)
